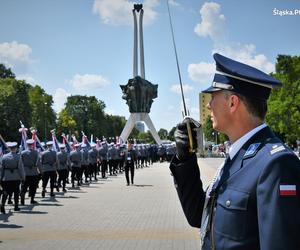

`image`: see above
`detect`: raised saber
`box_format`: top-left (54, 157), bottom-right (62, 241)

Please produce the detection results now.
top-left (166, 0), bottom-right (194, 152)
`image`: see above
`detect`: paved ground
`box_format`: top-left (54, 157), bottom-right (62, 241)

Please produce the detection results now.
top-left (0, 158), bottom-right (224, 250)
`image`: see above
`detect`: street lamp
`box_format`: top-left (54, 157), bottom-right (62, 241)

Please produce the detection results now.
top-left (212, 131), bottom-right (219, 145)
top-left (44, 102), bottom-right (47, 141)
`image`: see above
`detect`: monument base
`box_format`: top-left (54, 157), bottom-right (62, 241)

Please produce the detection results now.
top-left (120, 113), bottom-right (162, 145)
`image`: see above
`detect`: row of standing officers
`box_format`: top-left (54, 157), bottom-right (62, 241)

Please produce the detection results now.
top-left (0, 139), bottom-right (175, 214)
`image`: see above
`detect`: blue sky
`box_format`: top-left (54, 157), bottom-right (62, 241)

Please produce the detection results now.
top-left (0, 0), bottom-right (299, 131)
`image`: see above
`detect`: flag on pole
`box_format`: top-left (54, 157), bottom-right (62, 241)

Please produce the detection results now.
top-left (51, 129), bottom-right (60, 152)
top-left (116, 136), bottom-right (124, 145)
top-left (0, 134), bottom-right (8, 157)
top-left (30, 127), bottom-right (37, 150)
top-left (62, 133), bottom-right (72, 153)
top-left (19, 121), bottom-right (28, 151)
top-left (96, 138), bottom-right (101, 150)
top-left (81, 131), bottom-right (91, 149)
top-left (31, 127), bottom-right (45, 152)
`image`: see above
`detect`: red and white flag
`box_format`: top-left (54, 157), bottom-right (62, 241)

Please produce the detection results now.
top-left (279, 185), bottom-right (297, 196)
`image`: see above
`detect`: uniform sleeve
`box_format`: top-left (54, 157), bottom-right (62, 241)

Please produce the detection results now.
top-left (18, 157), bottom-right (26, 181)
top-left (0, 157), bottom-right (3, 181)
top-left (36, 154), bottom-right (42, 173)
top-left (169, 153), bottom-right (206, 228)
top-left (257, 153), bottom-right (300, 250)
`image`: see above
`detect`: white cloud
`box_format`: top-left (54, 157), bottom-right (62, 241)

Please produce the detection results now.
top-left (169, 0), bottom-right (180, 7)
top-left (191, 1), bottom-right (275, 79)
top-left (92, 0), bottom-right (159, 26)
top-left (16, 74), bottom-right (36, 85)
top-left (212, 44), bottom-right (275, 73)
top-left (170, 84), bottom-right (193, 94)
top-left (188, 62), bottom-right (215, 84)
top-left (0, 41), bottom-right (33, 68)
top-left (70, 74), bottom-right (110, 91)
top-left (53, 88), bottom-right (70, 112)
top-left (194, 2), bottom-right (226, 41)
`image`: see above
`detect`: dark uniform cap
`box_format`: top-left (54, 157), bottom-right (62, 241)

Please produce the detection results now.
top-left (6, 141), bottom-right (18, 148)
top-left (202, 53), bottom-right (282, 100)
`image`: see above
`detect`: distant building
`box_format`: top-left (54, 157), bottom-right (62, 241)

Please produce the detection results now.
top-left (199, 93), bottom-right (211, 125)
top-left (135, 121), bottom-right (145, 133)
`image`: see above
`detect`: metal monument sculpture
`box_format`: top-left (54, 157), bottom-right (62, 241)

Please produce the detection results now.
top-left (119, 4), bottom-right (161, 144)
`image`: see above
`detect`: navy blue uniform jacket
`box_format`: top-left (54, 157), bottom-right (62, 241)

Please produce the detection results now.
top-left (170, 127), bottom-right (300, 250)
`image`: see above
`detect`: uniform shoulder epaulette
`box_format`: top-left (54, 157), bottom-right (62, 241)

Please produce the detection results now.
top-left (269, 144), bottom-right (287, 155)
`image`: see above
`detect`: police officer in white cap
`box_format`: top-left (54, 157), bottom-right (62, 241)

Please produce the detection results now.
top-left (56, 144), bottom-right (69, 192)
top-left (69, 143), bottom-right (82, 187)
top-left (20, 139), bottom-right (41, 205)
top-left (88, 143), bottom-right (98, 181)
top-left (80, 144), bottom-right (89, 183)
top-left (0, 142), bottom-right (25, 213)
top-left (40, 141), bottom-right (57, 197)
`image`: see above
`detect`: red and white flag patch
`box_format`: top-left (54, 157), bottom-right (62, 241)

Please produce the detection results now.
top-left (279, 185), bottom-right (297, 196)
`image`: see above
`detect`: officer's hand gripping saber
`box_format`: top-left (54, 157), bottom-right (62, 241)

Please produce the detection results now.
top-left (167, 0), bottom-right (194, 153)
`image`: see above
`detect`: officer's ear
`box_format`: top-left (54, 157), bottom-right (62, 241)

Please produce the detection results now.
top-left (229, 94), bottom-right (240, 112)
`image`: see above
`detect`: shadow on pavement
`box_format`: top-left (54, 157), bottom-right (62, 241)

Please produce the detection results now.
top-left (0, 223), bottom-right (23, 229)
top-left (54, 195), bottom-right (79, 199)
top-left (17, 210), bottom-right (48, 215)
top-left (133, 184), bottom-right (154, 187)
top-left (0, 210), bottom-right (14, 222)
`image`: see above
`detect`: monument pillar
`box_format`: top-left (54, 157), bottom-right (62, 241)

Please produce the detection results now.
top-left (119, 4), bottom-right (161, 145)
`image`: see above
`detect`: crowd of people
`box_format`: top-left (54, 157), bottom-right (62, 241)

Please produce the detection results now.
top-left (0, 134), bottom-right (176, 214)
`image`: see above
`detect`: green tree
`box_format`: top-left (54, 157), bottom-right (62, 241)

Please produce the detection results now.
top-left (63, 95), bottom-right (106, 137)
top-left (0, 64), bottom-right (15, 79)
top-left (127, 127), bottom-right (140, 142)
top-left (267, 55), bottom-right (300, 145)
top-left (168, 126), bottom-right (176, 141)
top-left (158, 128), bottom-right (168, 140)
top-left (28, 85), bottom-right (56, 141)
top-left (0, 78), bottom-right (31, 141)
top-left (104, 115), bottom-right (126, 138)
top-left (136, 131), bottom-right (155, 144)
top-left (56, 109), bottom-right (77, 136)
top-left (203, 117), bottom-right (214, 142)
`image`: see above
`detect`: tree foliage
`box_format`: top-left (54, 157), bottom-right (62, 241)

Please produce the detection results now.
top-left (0, 78), bottom-right (32, 141)
top-left (28, 85), bottom-right (56, 141)
top-left (0, 64), bottom-right (15, 79)
top-left (168, 126), bottom-right (176, 141)
top-left (158, 128), bottom-right (168, 140)
top-left (267, 55), bottom-right (300, 145)
top-left (57, 95), bottom-right (127, 140)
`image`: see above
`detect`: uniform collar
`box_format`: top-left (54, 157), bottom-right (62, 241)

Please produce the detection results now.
top-left (229, 123), bottom-right (267, 160)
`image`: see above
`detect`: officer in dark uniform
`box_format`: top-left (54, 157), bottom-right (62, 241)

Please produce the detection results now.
top-left (98, 141), bottom-right (108, 179)
top-left (124, 143), bottom-right (136, 186)
top-left (20, 139), bottom-right (40, 205)
top-left (69, 143), bottom-right (82, 187)
top-left (88, 143), bottom-right (98, 181)
top-left (170, 53), bottom-right (300, 250)
top-left (56, 144), bottom-right (69, 192)
top-left (40, 141), bottom-right (57, 197)
top-left (0, 142), bottom-right (25, 213)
